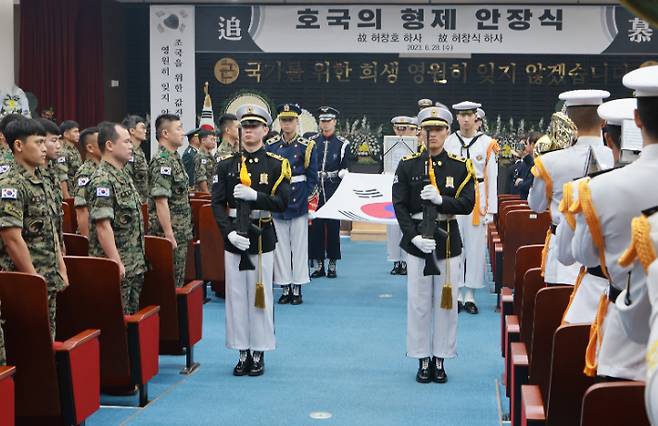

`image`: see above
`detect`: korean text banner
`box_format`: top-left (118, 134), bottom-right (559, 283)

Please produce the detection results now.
top-left (196, 5), bottom-right (658, 55)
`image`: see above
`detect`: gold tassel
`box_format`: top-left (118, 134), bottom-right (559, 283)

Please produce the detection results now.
top-left (254, 218), bottom-right (266, 309)
top-left (440, 222), bottom-right (453, 310)
top-left (583, 293), bottom-right (609, 377)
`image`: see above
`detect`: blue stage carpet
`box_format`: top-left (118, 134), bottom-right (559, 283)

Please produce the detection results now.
top-left (89, 240), bottom-right (500, 425)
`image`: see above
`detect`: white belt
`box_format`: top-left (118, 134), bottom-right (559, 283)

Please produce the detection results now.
top-left (319, 171), bottom-right (339, 178)
top-left (411, 212), bottom-right (455, 221)
top-left (291, 175), bottom-right (307, 183)
top-left (228, 208), bottom-right (272, 220)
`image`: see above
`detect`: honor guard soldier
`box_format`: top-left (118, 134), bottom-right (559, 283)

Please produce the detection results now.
top-left (57, 120), bottom-right (82, 199)
top-left (444, 102), bottom-right (499, 314)
top-left (393, 106), bottom-right (475, 384)
top-left (571, 66), bottom-right (658, 381)
top-left (266, 103), bottom-right (318, 305)
top-left (193, 129), bottom-right (218, 193)
top-left (642, 210), bottom-right (658, 425)
top-left (387, 115), bottom-right (419, 276)
top-left (148, 114), bottom-right (193, 287)
top-left (528, 90), bottom-right (613, 292)
top-left (182, 127), bottom-right (200, 188)
top-left (122, 115), bottom-right (150, 203)
top-left (36, 118), bottom-right (65, 247)
top-left (309, 106), bottom-right (350, 278)
top-left (72, 127), bottom-right (100, 237)
top-left (0, 119), bottom-right (69, 337)
top-left (87, 122), bottom-right (146, 314)
top-left (211, 104), bottom-right (290, 376)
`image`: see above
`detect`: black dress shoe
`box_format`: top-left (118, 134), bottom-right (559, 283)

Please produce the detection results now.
top-left (327, 260), bottom-right (337, 278)
top-left (399, 261), bottom-right (407, 276)
top-left (290, 285), bottom-right (303, 305)
top-left (464, 301), bottom-right (479, 315)
top-left (416, 357), bottom-right (432, 383)
top-left (432, 357), bottom-right (447, 383)
top-left (249, 352), bottom-right (264, 376)
top-left (457, 301), bottom-right (464, 313)
top-left (390, 262), bottom-right (400, 275)
top-left (310, 261), bottom-right (325, 278)
top-left (233, 350), bottom-right (251, 376)
top-left (278, 285), bottom-right (292, 304)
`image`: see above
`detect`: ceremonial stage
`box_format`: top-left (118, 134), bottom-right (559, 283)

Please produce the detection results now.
top-left (90, 239), bottom-right (501, 426)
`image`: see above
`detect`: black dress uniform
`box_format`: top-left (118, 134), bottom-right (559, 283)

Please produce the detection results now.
top-left (211, 104), bottom-right (291, 377)
top-left (182, 128), bottom-right (200, 187)
top-left (393, 106), bottom-right (475, 384)
top-left (308, 106), bottom-right (349, 278)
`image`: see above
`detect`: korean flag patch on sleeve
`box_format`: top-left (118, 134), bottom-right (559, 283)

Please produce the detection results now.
top-left (160, 166), bottom-right (172, 176)
top-left (77, 177), bottom-right (89, 187)
top-left (97, 187), bottom-right (110, 197)
top-left (201, 159), bottom-right (208, 165)
top-left (1, 188), bottom-right (17, 199)
top-left (57, 156), bottom-right (66, 163)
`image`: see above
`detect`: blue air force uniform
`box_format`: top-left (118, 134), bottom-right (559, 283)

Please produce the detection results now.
top-left (266, 103), bottom-right (319, 304)
top-left (308, 106), bottom-right (350, 277)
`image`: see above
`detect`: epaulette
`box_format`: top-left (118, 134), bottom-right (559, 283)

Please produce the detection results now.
top-left (266, 135), bottom-right (281, 145)
top-left (266, 152), bottom-right (286, 162)
top-left (337, 135), bottom-right (349, 143)
top-left (296, 136), bottom-right (309, 146)
top-left (401, 152), bottom-right (421, 161)
top-left (448, 153), bottom-right (467, 162)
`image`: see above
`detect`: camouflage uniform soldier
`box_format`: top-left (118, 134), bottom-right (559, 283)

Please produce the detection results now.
top-left (36, 118), bottom-right (65, 248)
top-left (148, 114), bottom-right (192, 287)
top-left (0, 113), bottom-right (23, 176)
top-left (57, 120), bottom-right (82, 199)
top-left (0, 119), bottom-right (69, 338)
top-left (73, 128), bottom-right (100, 237)
top-left (88, 122), bottom-right (146, 314)
top-left (193, 129), bottom-right (217, 193)
top-left (122, 115), bottom-right (149, 203)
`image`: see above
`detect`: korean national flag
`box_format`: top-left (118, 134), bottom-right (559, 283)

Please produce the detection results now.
top-left (160, 166), bottom-right (172, 176)
top-left (97, 187), bottom-right (110, 197)
top-left (1, 188), bottom-right (17, 199)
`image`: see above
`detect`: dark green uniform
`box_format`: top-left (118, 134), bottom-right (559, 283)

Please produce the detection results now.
top-left (124, 146), bottom-right (149, 203)
top-left (148, 145), bottom-right (193, 287)
top-left (72, 159), bottom-right (98, 209)
top-left (58, 141), bottom-right (83, 192)
top-left (193, 150), bottom-right (217, 191)
top-left (42, 160), bottom-right (64, 249)
top-left (88, 161), bottom-right (146, 313)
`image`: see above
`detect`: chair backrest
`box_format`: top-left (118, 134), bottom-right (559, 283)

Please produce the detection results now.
top-left (0, 272), bottom-right (61, 418)
top-left (498, 201), bottom-right (528, 233)
top-left (199, 204), bottom-right (225, 282)
top-left (581, 382), bottom-right (650, 426)
top-left (519, 267), bottom-right (545, 347)
top-left (63, 233), bottom-right (89, 256)
top-left (502, 209), bottom-right (551, 285)
top-left (58, 256), bottom-right (132, 392)
top-left (529, 286), bottom-right (572, 400)
top-left (545, 324), bottom-right (596, 426)
top-left (62, 201), bottom-right (74, 234)
top-left (142, 236), bottom-right (180, 344)
top-left (511, 244), bottom-right (543, 294)
top-left (64, 197), bottom-right (78, 233)
top-left (189, 199), bottom-right (208, 240)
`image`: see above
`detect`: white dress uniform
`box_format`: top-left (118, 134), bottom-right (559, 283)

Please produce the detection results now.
top-left (645, 210), bottom-right (658, 426)
top-left (444, 103), bottom-right (498, 295)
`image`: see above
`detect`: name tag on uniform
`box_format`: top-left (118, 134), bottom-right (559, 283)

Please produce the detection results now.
top-left (78, 177), bottom-right (89, 187)
top-left (160, 166), bottom-right (172, 175)
top-left (259, 173), bottom-right (268, 185)
top-left (97, 187), bottom-right (110, 197)
top-left (201, 159), bottom-right (208, 164)
top-left (445, 176), bottom-right (454, 188)
top-left (57, 156), bottom-right (66, 163)
top-left (129, 156), bottom-right (134, 163)
top-left (1, 188), bottom-right (17, 199)
top-left (212, 175), bottom-right (218, 184)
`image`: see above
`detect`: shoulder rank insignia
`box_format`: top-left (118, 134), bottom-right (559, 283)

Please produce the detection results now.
top-left (297, 137), bottom-right (309, 146)
top-left (266, 151), bottom-right (286, 162)
top-left (218, 153), bottom-right (236, 162)
top-left (266, 135), bottom-right (281, 145)
top-left (401, 152), bottom-right (421, 161)
top-left (447, 153), bottom-right (467, 162)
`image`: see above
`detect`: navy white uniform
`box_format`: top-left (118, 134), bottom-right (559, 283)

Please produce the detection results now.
top-left (266, 103), bottom-right (318, 304)
top-left (309, 107), bottom-right (349, 270)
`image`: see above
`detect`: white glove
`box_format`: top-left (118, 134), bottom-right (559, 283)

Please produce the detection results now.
top-left (234, 184), bottom-right (257, 201)
top-left (228, 231), bottom-right (250, 251)
top-left (411, 235), bottom-right (436, 254)
top-left (484, 213), bottom-right (494, 224)
top-left (338, 169), bottom-right (348, 179)
top-left (307, 211), bottom-right (316, 220)
top-left (420, 185), bottom-right (442, 205)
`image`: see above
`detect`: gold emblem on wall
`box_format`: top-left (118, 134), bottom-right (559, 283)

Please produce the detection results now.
top-left (214, 58), bottom-right (240, 85)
